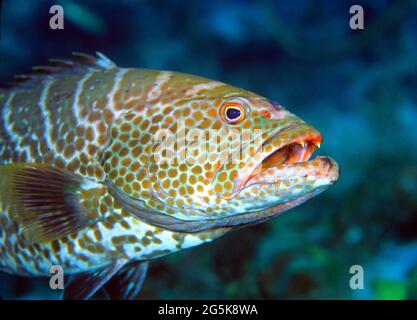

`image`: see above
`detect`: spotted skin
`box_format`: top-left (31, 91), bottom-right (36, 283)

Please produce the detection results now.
top-left (0, 53), bottom-right (339, 284)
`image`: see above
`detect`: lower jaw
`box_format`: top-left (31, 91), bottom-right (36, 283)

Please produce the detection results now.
top-left (245, 155), bottom-right (340, 187)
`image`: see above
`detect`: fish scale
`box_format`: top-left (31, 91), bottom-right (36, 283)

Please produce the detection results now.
top-left (0, 52), bottom-right (339, 299)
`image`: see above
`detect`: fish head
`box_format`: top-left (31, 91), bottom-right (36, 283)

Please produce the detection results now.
top-left (103, 74), bottom-right (339, 230)
top-left (208, 94), bottom-right (339, 214)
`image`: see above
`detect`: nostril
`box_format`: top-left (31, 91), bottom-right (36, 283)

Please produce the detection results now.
top-left (268, 100), bottom-right (284, 111)
top-left (260, 109), bottom-right (271, 118)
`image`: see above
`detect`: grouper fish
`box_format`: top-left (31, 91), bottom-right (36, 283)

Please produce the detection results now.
top-left (0, 53), bottom-right (339, 299)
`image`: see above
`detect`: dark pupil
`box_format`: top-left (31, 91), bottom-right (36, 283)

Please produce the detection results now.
top-left (226, 108), bottom-right (241, 120)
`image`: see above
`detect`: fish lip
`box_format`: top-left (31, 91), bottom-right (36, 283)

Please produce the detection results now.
top-left (320, 155), bottom-right (340, 184)
top-left (243, 155), bottom-right (340, 192)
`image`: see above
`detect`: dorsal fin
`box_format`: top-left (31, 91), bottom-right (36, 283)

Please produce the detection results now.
top-left (0, 52), bottom-right (117, 91)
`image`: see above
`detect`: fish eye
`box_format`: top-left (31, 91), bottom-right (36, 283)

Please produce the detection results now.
top-left (220, 100), bottom-right (246, 124)
top-left (226, 107), bottom-right (241, 120)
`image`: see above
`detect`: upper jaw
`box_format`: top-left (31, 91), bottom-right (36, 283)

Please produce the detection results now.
top-left (255, 122), bottom-right (323, 172)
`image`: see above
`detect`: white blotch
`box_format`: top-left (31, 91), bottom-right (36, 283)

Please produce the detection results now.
top-left (185, 81), bottom-right (224, 96)
top-left (182, 234), bottom-right (207, 248)
top-left (107, 68), bottom-right (128, 117)
top-left (81, 179), bottom-right (103, 190)
top-left (2, 93), bottom-right (19, 144)
top-left (146, 72), bottom-right (173, 101)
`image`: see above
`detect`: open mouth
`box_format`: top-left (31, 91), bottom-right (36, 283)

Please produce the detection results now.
top-left (240, 122), bottom-right (338, 190)
top-left (213, 122), bottom-right (339, 199)
top-left (259, 127), bottom-right (321, 171)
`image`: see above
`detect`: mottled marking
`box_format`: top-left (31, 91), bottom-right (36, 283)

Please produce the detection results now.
top-left (146, 71), bottom-right (173, 102)
top-left (107, 68), bottom-right (129, 116)
top-left (2, 92), bottom-right (18, 145)
top-left (184, 81), bottom-right (224, 96)
top-left (72, 71), bottom-right (96, 129)
top-left (38, 80), bottom-right (56, 154)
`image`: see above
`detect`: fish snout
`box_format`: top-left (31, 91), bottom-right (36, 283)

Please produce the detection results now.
top-left (316, 156), bottom-right (340, 184)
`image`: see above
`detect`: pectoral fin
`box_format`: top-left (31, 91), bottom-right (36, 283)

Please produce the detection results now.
top-left (103, 261), bottom-right (149, 300)
top-left (63, 259), bottom-right (128, 300)
top-left (0, 163), bottom-right (100, 242)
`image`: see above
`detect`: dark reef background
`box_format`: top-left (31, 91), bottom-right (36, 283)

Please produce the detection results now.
top-left (1, 0), bottom-right (417, 299)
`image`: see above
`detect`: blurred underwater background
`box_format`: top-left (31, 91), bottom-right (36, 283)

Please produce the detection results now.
top-left (1, 0), bottom-right (417, 299)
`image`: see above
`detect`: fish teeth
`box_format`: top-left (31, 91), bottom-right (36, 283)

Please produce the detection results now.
top-left (315, 142), bottom-right (321, 148)
top-left (299, 141), bottom-right (306, 148)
